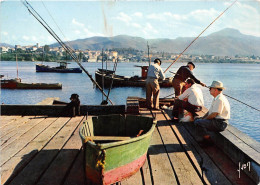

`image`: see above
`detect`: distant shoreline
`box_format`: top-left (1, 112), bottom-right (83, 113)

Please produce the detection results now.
top-left (1, 60), bottom-right (260, 64)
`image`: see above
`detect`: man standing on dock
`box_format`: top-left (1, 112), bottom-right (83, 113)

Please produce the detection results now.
top-left (172, 62), bottom-right (206, 97)
top-left (194, 81), bottom-right (230, 145)
top-left (146, 58), bottom-right (165, 110)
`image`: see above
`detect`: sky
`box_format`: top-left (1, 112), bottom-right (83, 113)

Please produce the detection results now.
top-left (0, 0), bottom-right (260, 46)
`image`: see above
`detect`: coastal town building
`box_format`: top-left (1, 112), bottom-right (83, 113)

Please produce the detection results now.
top-left (1, 43), bottom-right (260, 63)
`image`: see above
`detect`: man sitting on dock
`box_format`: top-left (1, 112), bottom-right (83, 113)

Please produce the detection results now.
top-left (146, 58), bottom-right (165, 110)
top-left (194, 81), bottom-right (230, 145)
top-left (172, 62), bottom-right (206, 97)
top-left (172, 79), bottom-right (204, 121)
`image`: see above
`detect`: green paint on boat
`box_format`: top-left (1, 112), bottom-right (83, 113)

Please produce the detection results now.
top-left (79, 114), bottom-right (156, 173)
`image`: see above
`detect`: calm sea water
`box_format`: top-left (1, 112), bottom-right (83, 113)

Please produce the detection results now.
top-left (1, 61), bottom-right (260, 142)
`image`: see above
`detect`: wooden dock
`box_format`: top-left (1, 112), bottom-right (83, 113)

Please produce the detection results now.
top-left (0, 109), bottom-right (257, 184)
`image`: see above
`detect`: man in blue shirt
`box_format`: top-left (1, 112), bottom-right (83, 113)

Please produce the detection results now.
top-left (172, 62), bottom-right (206, 97)
top-left (146, 58), bottom-right (165, 110)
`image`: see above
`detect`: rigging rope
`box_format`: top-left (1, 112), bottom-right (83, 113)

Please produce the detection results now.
top-left (164, 0), bottom-right (238, 74)
top-left (22, 0), bottom-right (114, 105)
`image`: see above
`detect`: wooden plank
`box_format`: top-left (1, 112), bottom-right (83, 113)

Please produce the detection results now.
top-left (1, 116), bottom-right (46, 148)
top-left (85, 136), bottom-right (131, 141)
top-left (36, 97), bottom-right (60, 105)
top-left (203, 142), bottom-right (255, 185)
top-left (148, 127), bottom-right (178, 184)
top-left (164, 109), bottom-right (249, 184)
top-left (0, 117), bottom-right (52, 166)
top-left (155, 112), bottom-right (203, 185)
top-left (1, 105), bottom-right (125, 116)
top-left (0, 117), bottom-right (70, 184)
top-left (36, 119), bottom-right (83, 185)
top-left (140, 158), bottom-right (152, 185)
top-left (63, 149), bottom-right (85, 185)
top-left (219, 130), bottom-right (260, 164)
top-left (120, 169), bottom-right (143, 185)
top-left (157, 109), bottom-right (231, 184)
top-left (175, 124), bottom-right (232, 184)
top-left (140, 109), bottom-right (177, 184)
top-left (183, 123), bottom-right (255, 185)
top-left (216, 130), bottom-right (260, 184)
top-left (9, 116), bottom-right (84, 185)
top-left (0, 116), bottom-right (32, 139)
top-left (0, 116), bottom-right (21, 128)
top-left (227, 125), bottom-right (260, 153)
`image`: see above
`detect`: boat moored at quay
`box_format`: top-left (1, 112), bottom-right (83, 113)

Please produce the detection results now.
top-left (36, 62), bottom-right (82, 73)
top-left (0, 77), bottom-right (62, 89)
top-left (95, 68), bottom-right (173, 88)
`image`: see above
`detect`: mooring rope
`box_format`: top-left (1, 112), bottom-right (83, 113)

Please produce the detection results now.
top-left (22, 0), bottom-right (114, 105)
top-left (164, 0), bottom-right (238, 74)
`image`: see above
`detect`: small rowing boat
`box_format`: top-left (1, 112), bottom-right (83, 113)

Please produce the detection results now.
top-left (79, 114), bottom-right (156, 185)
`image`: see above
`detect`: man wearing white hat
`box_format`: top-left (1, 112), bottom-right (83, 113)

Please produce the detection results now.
top-left (194, 80), bottom-right (230, 145)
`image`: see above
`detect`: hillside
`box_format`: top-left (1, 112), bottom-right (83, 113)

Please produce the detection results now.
top-left (0, 43), bottom-right (14, 48)
top-left (2, 28), bottom-right (260, 56)
top-left (50, 28), bottom-right (260, 56)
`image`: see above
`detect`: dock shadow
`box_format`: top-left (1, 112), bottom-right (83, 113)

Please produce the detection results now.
top-left (3, 149), bottom-right (85, 185)
top-left (148, 143), bottom-right (190, 155)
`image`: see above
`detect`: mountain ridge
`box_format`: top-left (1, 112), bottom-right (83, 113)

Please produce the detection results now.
top-left (51, 28), bottom-right (260, 56)
top-left (2, 28), bottom-right (260, 56)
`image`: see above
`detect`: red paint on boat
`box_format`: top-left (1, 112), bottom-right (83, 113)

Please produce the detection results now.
top-left (104, 153), bottom-right (147, 184)
top-left (85, 153), bottom-right (147, 185)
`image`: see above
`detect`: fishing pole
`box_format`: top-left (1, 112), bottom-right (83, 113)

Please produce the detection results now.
top-left (22, 0), bottom-right (114, 105)
top-left (163, 93), bottom-right (175, 99)
top-left (204, 86), bottom-right (260, 112)
top-left (163, 85), bottom-right (260, 112)
top-left (164, 0), bottom-right (238, 73)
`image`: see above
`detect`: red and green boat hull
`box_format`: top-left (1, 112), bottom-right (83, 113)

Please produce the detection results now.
top-left (80, 115), bottom-right (156, 185)
top-left (86, 152), bottom-right (147, 185)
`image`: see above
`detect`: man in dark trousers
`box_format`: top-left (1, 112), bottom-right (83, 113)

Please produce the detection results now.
top-left (194, 80), bottom-right (230, 146)
top-left (146, 58), bottom-right (165, 110)
top-left (172, 79), bottom-right (204, 121)
top-left (172, 62), bottom-right (206, 97)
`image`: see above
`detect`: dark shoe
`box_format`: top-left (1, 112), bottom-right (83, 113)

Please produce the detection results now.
top-left (171, 117), bottom-right (179, 122)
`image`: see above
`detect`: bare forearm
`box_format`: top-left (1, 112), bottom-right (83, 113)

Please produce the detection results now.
top-left (202, 112), bottom-right (208, 119)
top-left (204, 112), bottom-right (218, 120)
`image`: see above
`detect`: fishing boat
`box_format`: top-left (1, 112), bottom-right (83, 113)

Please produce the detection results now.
top-left (79, 114), bottom-right (156, 185)
top-left (95, 68), bottom-right (173, 88)
top-left (0, 77), bottom-right (62, 89)
top-left (36, 62), bottom-right (82, 73)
